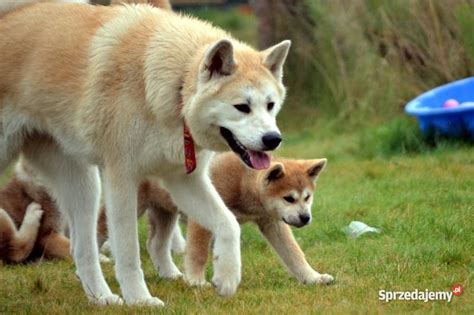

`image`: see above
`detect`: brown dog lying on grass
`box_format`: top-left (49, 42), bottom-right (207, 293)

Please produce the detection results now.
top-left (1, 153), bottom-right (333, 286)
top-left (0, 160), bottom-right (70, 263)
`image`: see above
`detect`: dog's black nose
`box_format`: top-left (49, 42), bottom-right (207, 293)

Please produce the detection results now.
top-left (299, 214), bottom-right (310, 225)
top-left (262, 132), bottom-right (282, 150)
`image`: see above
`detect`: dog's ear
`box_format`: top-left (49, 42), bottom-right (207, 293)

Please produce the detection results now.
top-left (305, 158), bottom-right (327, 181)
top-left (265, 163), bottom-right (285, 182)
top-left (262, 40), bottom-right (291, 81)
top-left (202, 39), bottom-right (236, 80)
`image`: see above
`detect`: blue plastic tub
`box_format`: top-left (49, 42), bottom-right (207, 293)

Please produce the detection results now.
top-left (405, 77), bottom-right (474, 140)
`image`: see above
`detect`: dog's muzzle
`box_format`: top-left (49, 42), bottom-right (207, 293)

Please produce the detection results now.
top-left (220, 127), bottom-right (271, 170)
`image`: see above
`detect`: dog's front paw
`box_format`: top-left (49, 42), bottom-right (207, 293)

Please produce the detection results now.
top-left (210, 219), bottom-right (241, 297)
top-left (211, 254), bottom-right (241, 297)
top-left (89, 293), bottom-right (124, 306)
top-left (316, 273), bottom-right (334, 285)
top-left (212, 275), bottom-right (239, 297)
top-left (211, 263), bottom-right (241, 297)
top-left (126, 296), bottom-right (164, 307)
top-left (300, 271), bottom-right (335, 285)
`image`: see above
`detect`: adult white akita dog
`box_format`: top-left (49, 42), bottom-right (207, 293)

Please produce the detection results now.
top-left (0, 1), bottom-right (290, 306)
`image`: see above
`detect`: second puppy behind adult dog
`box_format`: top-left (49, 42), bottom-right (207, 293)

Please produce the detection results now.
top-left (0, 160), bottom-right (70, 263)
top-left (183, 153), bottom-right (334, 286)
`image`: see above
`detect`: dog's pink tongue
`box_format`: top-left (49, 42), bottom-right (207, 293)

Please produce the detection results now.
top-left (249, 151), bottom-right (270, 170)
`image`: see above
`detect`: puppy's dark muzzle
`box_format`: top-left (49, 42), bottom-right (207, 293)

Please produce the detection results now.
top-left (299, 213), bottom-right (311, 225)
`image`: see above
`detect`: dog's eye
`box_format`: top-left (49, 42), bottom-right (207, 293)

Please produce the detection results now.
top-left (234, 104), bottom-right (251, 114)
top-left (267, 102), bottom-right (275, 111)
top-left (304, 195), bottom-right (310, 202)
top-left (283, 196), bottom-right (295, 203)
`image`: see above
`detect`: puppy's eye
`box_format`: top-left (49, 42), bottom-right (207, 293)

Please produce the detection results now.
top-left (267, 102), bottom-right (275, 111)
top-left (283, 196), bottom-right (295, 203)
top-left (234, 104), bottom-right (251, 114)
top-left (304, 195), bottom-right (310, 202)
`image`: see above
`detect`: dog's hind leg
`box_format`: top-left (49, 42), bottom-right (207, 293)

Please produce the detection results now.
top-left (162, 174), bottom-right (241, 297)
top-left (103, 168), bottom-right (163, 306)
top-left (184, 219), bottom-right (212, 286)
top-left (6, 203), bottom-right (43, 263)
top-left (22, 142), bottom-right (122, 305)
top-left (146, 207), bottom-right (182, 279)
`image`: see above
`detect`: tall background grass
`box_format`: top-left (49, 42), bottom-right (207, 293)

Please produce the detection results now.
top-left (269, 0), bottom-right (474, 129)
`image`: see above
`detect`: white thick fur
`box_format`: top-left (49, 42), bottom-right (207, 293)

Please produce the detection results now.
top-left (0, 2), bottom-right (290, 306)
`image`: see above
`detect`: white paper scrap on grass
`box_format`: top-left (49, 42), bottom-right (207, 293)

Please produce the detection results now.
top-left (344, 221), bottom-right (381, 238)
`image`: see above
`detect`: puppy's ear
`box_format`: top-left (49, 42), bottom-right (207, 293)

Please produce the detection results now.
top-left (262, 40), bottom-right (291, 81)
top-left (265, 163), bottom-right (285, 182)
top-left (306, 158), bottom-right (327, 181)
top-left (201, 39), bottom-right (236, 80)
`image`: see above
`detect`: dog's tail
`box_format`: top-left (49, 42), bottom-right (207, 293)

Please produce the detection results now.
top-left (0, 0), bottom-right (89, 18)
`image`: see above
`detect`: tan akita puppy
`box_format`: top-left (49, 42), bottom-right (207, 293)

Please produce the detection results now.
top-left (0, 1), bottom-right (290, 306)
top-left (182, 153), bottom-right (334, 286)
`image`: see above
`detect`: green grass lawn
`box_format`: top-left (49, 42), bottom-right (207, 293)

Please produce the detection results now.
top-left (1, 5), bottom-right (473, 314)
top-left (0, 120), bottom-right (472, 314)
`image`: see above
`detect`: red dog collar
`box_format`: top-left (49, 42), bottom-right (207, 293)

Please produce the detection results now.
top-left (183, 120), bottom-right (196, 174)
top-left (178, 88), bottom-right (196, 174)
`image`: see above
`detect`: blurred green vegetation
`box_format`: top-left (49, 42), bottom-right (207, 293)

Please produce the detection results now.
top-left (187, 1), bottom-right (473, 154)
top-left (182, 7), bottom-right (258, 46)
top-left (292, 0), bottom-right (474, 125)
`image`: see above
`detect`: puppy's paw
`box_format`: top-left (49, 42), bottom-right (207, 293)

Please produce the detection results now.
top-left (24, 202), bottom-right (44, 224)
top-left (126, 296), bottom-right (164, 307)
top-left (300, 271), bottom-right (335, 285)
top-left (316, 273), bottom-right (334, 285)
top-left (184, 274), bottom-right (211, 287)
top-left (89, 294), bottom-right (124, 306)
